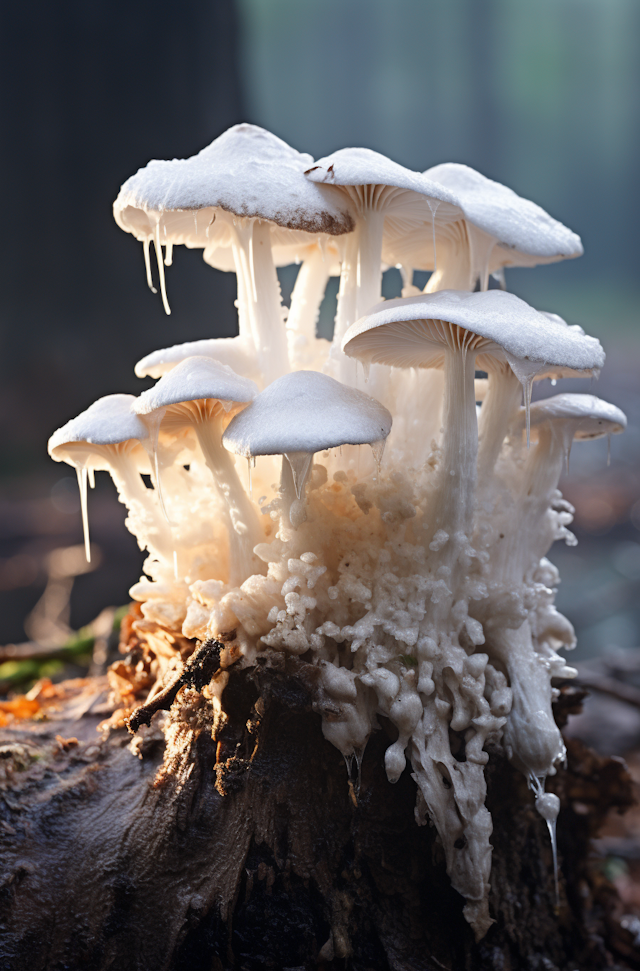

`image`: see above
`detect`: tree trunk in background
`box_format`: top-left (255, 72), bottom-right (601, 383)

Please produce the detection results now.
top-left (0, 0), bottom-right (244, 483)
top-left (0, 631), bottom-right (638, 971)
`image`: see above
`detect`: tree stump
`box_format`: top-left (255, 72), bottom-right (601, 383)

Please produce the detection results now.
top-left (0, 615), bottom-right (638, 971)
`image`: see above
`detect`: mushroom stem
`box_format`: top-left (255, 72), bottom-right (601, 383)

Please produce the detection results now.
top-left (424, 229), bottom-right (473, 292)
top-left (330, 231), bottom-right (360, 386)
top-left (522, 425), bottom-right (567, 501)
top-left (231, 222), bottom-right (257, 348)
top-left (356, 209), bottom-right (386, 319)
top-left (477, 368), bottom-right (522, 483)
top-left (249, 220), bottom-right (290, 384)
top-left (286, 244), bottom-right (331, 367)
top-left (106, 452), bottom-right (175, 562)
top-left (279, 452), bottom-right (313, 530)
top-left (333, 231), bottom-right (359, 341)
top-left (424, 223), bottom-right (496, 294)
top-left (193, 419), bottom-right (265, 586)
top-left (435, 344), bottom-right (478, 537)
top-left (230, 220), bottom-right (290, 386)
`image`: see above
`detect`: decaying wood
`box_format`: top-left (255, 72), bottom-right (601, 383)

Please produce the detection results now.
top-left (0, 611), bottom-right (639, 971)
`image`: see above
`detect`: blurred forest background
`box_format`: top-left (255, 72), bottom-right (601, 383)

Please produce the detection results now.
top-left (0, 0), bottom-right (638, 667)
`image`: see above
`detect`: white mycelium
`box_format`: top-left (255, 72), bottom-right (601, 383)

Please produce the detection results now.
top-left (50, 126), bottom-right (625, 940)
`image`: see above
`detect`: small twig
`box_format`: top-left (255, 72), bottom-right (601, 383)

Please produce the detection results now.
top-left (574, 671), bottom-right (640, 709)
top-left (126, 639), bottom-right (223, 734)
top-left (429, 957), bottom-right (452, 971)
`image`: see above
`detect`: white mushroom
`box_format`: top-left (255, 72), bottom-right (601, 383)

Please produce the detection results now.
top-left (342, 290), bottom-right (604, 540)
top-left (115, 124), bottom-right (353, 385)
top-left (48, 394), bottom-right (172, 564)
top-left (513, 393), bottom-right (626, 540)
top-left (305, 148), bottom-right (461, 382)
top-left (479, 395), bottom-right (626, 862)
top-left (134, 335), bottom-right (259, 383)
top-left (475, 309), bottom-right (603, 486)
top-left (222, 370), bottom-right (392, 529)
top-left (134, 357), bottom-right (264, 586)
top-left (395, 162), bottom-right (583, 292)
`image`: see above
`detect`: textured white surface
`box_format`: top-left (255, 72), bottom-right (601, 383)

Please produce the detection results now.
top-left (426, 163), bottom-right (582, 259)
top-left (306, 147), bottom-right (460, 209)
top-left (114, 124), bottom-right (354, 235)
top-left (134, 337), bottom-right (257, 380)
top-left (134, 357), bottom-right (258, 415)
top-left (48, 394), bottom-right (148, 453)
top-left (61, 126), bottom-right (628, 940)
top-left (519, 393), bottom-right (627, 437)
top-left (342, 290), bottom-right (604, 373)
top-left (222, 370), bottom-right (392, 456)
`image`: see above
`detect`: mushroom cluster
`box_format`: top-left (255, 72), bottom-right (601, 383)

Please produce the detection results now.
top-left (50, 123), bottom-right (624, 939)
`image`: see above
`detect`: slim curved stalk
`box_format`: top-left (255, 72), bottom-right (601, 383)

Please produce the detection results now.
top-left (230, 220), bottom-right (289, 386)
top-left (434, 344), bottom-right (478, 537)
top-left (476, 368), bottom-right (522, 484)
top-left (107, 452), bottom-right (175, 563)
top-left (195, 419), bottom-right (266, 586)
top-left (286, 245), bottom-right (331, 367)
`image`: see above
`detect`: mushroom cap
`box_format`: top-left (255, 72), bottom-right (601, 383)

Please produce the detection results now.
top-left (515, 393), bottom-right (627, 439)
top-left (222, 370), bottom-right (392, 457)
top-left (134, 336), bottom-right (257, 381)
top-left (134, 357), bottom-right (258, 416)
top-left (114, 124), bottom-right (355, 247)
top-left (48, 394), bottom-right (149, 458)
top-left (342, 290), bottom-right (605, 377)
top-left (306, 148), bottom-right (471, 278)
top-left (306, 148), bottom-right (458, 207)
top-left (423, 163), bottom-right (583, 267)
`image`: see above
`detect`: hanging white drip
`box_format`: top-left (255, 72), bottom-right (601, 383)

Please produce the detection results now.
top-left (143, 237), bottom-right (157, 294)
top-left (154, 223), bottom-right (171, 315)
top-left (76, 466), bottom-right (91, 563)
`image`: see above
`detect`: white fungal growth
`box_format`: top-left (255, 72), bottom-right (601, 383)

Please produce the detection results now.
top-left (420, 162), bottom-right (584, 291)
top-left (48, 125), bottom-right (624, 941)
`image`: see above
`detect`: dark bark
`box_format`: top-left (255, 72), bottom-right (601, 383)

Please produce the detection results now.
top-left (0, 647), bottom-right (638, 970)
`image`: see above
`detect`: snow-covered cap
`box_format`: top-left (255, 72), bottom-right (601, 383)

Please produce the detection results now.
top-left (48, 394), bottom-right (149, 464)
top-left (515, 393), bottom-right (627, 440)
top-left (342, 290), bottom-right (604, 379)
top-left (134, 336), bottom-right (257, 380)
top-left (114, 124), bottom-right (355, 249)
top-left (222, 370), bottom-right (392, 457)
top-left (134, 357), bottom-right (258, 416)
top-left (421, 163), bottom-right (583, 270)
top-left (305, 146), bottom-right (461, 231)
